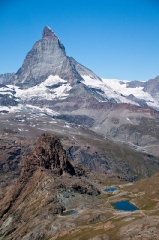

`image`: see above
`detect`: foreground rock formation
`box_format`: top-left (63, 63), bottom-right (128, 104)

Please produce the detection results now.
top-left (0, 133), bottom-right (100, 239)
top-left (1, 133), bottom-right (159, 240)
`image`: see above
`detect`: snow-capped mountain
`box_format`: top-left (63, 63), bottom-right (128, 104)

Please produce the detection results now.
top-left (10, 26), bottom-right (101, 88)
top-left (0, 26), bottom-right (159, 112)
top-left (1, 26), bottom-right (159, 158)
top-left (0, 26), bottom-right (130, 112)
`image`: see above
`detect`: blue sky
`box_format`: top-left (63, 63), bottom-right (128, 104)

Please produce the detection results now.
top-left (0, 0), bottom-right (159, 80)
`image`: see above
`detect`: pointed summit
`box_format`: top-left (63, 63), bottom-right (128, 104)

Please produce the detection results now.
top-left (10, 26), bottom-right (101, 88)
top-left (42, 26), bottom-right (56, 38)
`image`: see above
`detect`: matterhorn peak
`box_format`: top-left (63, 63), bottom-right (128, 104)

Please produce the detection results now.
top-left (42, 25), bottom-right (56, 39)
top-left (10, 26), bottom-right (101, 88)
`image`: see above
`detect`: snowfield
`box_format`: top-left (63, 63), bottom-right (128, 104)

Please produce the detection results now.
top-left (8, 75), bottom-right (72, 101)
top-left (0, 104), bottom-right (59, 116)
top-left (81, 75), bottom-right (138, 105)
top-left (0, 74), bottom-right (159, 113)
top-left (102, 78), bottom-right (158, 109)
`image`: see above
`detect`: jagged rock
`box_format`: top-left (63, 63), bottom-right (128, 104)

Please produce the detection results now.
top-left (0, 73), bottom-right (14, 84)
top-left (0, 84), bottom-right (18, 107)
top-left (21, 133), bottom-right (75, 176)
top-left (10, 26), bottom-right (100, 88)
top-left (143, 76), bottom-right (159, 101)
top-left (0, 133), bottom-right (100, 239)
top-left (127, 94), bottom-right (148, 106)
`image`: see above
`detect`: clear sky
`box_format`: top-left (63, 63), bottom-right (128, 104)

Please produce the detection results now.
top-left (0, 0), bottom-right (159, 81)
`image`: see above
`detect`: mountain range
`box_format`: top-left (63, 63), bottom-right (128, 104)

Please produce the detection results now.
top-left (0, 26), bottom-right (159, 159)
top-left (0, 26), bottom-right (159, 110)
top-left (1, 26), bottom-right (159, 240)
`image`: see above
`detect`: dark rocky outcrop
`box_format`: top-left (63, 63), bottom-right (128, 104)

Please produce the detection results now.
top-left (0, 135), bottom-right (35, 188)
top-left (126, 80), bottom-right (145, 88)
top-left (127, 94), bottom-right (148, 106)
top-left (22, 133), bottom-right (76, 176)
top-left (0, 84), bottom-right (18, 106)
top-left (143, 76), bottom-right (159, 101)
top-left (0, 94), bottom-right (18, 106)
top-left (0, 133), bottom-right (100, 239)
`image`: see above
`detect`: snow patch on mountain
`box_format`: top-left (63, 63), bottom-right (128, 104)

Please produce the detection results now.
top-left (81, 75), bottom-right (139, 105)
top-left (40, 75), bottom-right (65, 86)
top-left (103, 78), bottom-right (159, 109)
top-left (0, 75), bottom-right (71, 114)
top-left (1, 74), bottom-right (159, 114)
top-left (0, 104), bottom-right (59, 116)
top-left (8, 75), bottom-right (72, 101)
top-left (0, 85), bottom-right (15, 95)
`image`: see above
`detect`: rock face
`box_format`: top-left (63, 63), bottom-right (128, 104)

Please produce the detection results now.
top-left (11, 26), bottom-right (101, 88)
top-left (0, 83), bottom-right (20, 110)
top-left (127, 76), bottom-right (159, 104)
top-left (0, 134), bottom-right (36, 188)
top-left (143, 76), bottom-right (159, 102)
top-left (0, 133), bottom-right (100, 240)
top-left (0, 73), bottom-right (14, 85)
top-left (127, 94), bottom-right (148, 106)
top-left (0, 84), bottom-right (18, 107)
top-left (22, 133), bottom-right (75, 176)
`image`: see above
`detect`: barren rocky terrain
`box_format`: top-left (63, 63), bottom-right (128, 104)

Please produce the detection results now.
top-left (1, 133), bottom-right (159, 240)
top-left (1, 111), bottom-right (159, 188)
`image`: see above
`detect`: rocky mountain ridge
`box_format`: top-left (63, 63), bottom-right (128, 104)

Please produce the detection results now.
top-left (0, 73), bottom-right (14, 85)
top-left (0, 133), bottom-right (100, 239)
top-left (1, 133), bottom-right (159, 240)
top-left (104, 76), bottom-right (159, 110)
top-left (0, 26), bottom-right (158, 111)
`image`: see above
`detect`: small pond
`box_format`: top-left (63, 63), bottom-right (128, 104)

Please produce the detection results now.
top-left (105, 187), bottom-right (118, 192)
top-left (113, 200), bottom-right (138, 211)
top-left (69, 210), bottom-right (78, 215)
top-left (62, 210), bottom-right (78, 216)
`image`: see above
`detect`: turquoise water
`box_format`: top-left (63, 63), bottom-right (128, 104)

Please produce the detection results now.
top-left (69, 210), bottom-right (78, 215)
top-left (62, 209), bottom-right (78, 216)
top-left (113, 200), bottom-right (138, 211)
top-left (105, 187), bottom-right (118, 192)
